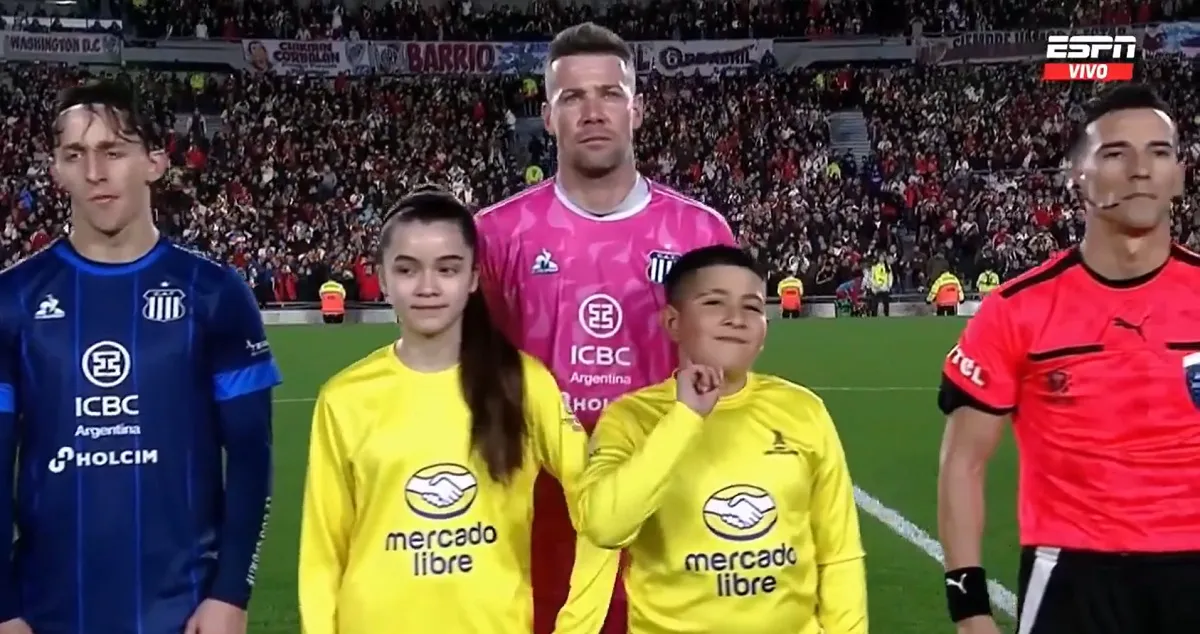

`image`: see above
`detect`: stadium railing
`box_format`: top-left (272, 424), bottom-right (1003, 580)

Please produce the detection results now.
top-left (265, 293), bottom-right (980, 310)
top-left (257, 295), bottom-right (985, 324)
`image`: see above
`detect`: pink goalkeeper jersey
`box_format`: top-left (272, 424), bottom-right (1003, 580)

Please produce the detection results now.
top-left (476, 176), bottom-right (736, 426)
top-left (476, 175), bottom-right (735, 634)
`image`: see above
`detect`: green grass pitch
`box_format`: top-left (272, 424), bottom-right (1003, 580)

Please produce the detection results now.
top-left (253, 319), bottom-right (1021, 633)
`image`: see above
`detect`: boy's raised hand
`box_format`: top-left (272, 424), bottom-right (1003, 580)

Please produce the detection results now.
top-left (676, 360), bottom-right (723, 417)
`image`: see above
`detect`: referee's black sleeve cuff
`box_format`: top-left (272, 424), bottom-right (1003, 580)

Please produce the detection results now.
top-left (938, 374), bottom-right (1015, 417)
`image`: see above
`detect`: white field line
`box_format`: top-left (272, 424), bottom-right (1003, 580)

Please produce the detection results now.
top-left (854, 485), bottom-right (1019, 618)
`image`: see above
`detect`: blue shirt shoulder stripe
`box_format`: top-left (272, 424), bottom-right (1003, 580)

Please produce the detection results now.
top-left (213, 359), bottom-right (283, 402)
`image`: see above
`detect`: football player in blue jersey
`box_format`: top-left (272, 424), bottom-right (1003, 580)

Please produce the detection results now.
top-left (0, 79), bottom-right (280, 634)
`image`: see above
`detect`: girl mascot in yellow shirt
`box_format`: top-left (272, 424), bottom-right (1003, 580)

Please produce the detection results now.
top-left (298, 187), bottom-right (617, 634)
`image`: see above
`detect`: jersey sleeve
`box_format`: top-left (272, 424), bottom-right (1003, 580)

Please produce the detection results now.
top-left (528, 361), bottom-right (588, 499)
top-left (298, 389), bottom-right (355, 634)
top-left (526, 363), bottom-right (621, 634)
top-left (0, 304), bottom-right (18, 622)
top-left (206, 267), bottom-right (280, 607)
top-left (209, 267), bottom-right (283, 401)
top-left (577, 399), bottom-right (704, 548)
top-left (938, 293), bottom-right (1022, 415)
top-left (809, 403), bottom-right (868, 634)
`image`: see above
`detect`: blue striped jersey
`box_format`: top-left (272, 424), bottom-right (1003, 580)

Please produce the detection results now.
top-left (0, 236), bottom-right (281, 634)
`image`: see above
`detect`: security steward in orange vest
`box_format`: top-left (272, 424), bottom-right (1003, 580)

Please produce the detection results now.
top-left (777, 275), bottom-right (803, 319)
top-left (926, 270), bottom-right (964, 316)
top-left (319, 279), bottom-right (346, 324)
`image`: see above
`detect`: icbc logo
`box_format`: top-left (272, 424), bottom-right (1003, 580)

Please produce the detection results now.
top-left (578, 294), bottom-right (623, 339)
top-left (571, 346), bottom-right (632, 366)
top-left (76, 340), bottom-right (139, 420)
top-left (570, 294), bottom-right (634, 377)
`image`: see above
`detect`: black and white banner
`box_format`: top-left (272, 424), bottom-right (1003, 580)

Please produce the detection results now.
top-left (633, 39), bottom-right (775, 76)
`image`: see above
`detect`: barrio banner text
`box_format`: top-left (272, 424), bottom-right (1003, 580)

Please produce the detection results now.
top-left (369, 41), bottom-right (553, 75)
top-left (398, 41), bottom-right (498, 74)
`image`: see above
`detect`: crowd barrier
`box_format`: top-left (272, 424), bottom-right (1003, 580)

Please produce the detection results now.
top-left (260, 298), bottom-right (983, 325)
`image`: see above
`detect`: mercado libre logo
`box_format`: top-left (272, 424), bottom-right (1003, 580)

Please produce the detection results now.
top-left (702, 484), bottom-right (778, 541)
top-left (390, 463), bottom-right (499, 577)
top-left (688, 484), bottom-right (799, 597)
top-left (404, 463), bottom-right (479, 520)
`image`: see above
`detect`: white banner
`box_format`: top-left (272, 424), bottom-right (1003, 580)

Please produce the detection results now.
top-left (635, 39), bottom-right (774, 76)
top-left (1143, 22), bottom-right (1200, 57)
top-left (242, 39), bottom-right (371, 76)
top-left (1, 31), bottom-right (121, 63)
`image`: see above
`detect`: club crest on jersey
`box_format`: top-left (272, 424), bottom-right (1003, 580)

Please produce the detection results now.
top-left (646, 250), bottom-right (681, 284)
top-left (143, 284), bottom-right (187, 323)
top-left (1183, 352), bottom-right (1200, 410)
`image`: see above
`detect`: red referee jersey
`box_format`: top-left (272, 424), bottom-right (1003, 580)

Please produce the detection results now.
top-left (941, 245), bottom-right (1200, 553)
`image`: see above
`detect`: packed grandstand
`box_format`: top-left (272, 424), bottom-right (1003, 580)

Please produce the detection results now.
top-left (1, 0), bottom-right (1198, 305)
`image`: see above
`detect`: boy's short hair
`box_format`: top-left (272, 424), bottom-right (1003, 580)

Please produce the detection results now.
top-left (663, 245), bottom-right (763, 305)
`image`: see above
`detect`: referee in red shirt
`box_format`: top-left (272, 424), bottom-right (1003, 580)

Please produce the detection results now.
top-left (937, 84), bottom-right (1197, 634)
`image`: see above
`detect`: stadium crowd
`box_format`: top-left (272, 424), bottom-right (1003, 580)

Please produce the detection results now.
top-left (2, 0), bottom-right (1199, 305)
top-left (3, 57), bottom-right (1196, 305)
top-left (8, 0), bottom-right (1193, 39)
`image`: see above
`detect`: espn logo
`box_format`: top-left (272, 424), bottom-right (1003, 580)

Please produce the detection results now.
top-left (1043, 35), bottom-right (1137, 82)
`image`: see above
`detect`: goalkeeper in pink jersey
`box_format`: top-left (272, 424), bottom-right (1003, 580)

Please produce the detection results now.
top-left (475, 21), bottom-right (737, 634)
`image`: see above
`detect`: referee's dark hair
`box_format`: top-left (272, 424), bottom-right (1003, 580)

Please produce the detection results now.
top-left (377, 186), bottom-right (528, 485)
top-left (50, 79), bottom-right (163, 152)
top-left (663, 245), bottom-right (763, 306)
top-left (1067, 83), bottom-right (1175, 162)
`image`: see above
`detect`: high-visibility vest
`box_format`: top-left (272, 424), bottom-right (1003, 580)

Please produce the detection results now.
top-left (777, 276), bottom-right (803, 310)
top-left (927, 273), bottom-right (963, 307)
top-left (319, 281), bottom-right (346, 316)
top-left (525, 165), bottom-right (544, 185)
top-left (977, 270), bottom-right (1000, 295)
top-left (870, 263), bottom-right (890, 290)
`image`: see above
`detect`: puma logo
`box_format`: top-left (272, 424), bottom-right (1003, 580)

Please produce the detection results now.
top-left (946, 573), bottom-right (968, 594)
top-left (1112, 316), bottom-right (1146, 340)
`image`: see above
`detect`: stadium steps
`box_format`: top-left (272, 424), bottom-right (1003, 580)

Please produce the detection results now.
top-left (513, 116), bottom-right (542, 167)
top-left (828, 110), bottom-right (872, 161)
top-left (174, 114), bottom-right (224, 141)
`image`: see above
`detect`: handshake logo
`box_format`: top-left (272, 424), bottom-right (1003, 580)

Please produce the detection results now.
top-left (405, 464), bottom-right (480, 520)
top-left (702, 485), bottom-right (778, 541)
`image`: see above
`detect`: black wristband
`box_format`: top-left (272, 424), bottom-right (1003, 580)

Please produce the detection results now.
top-left (945, 566), bottom-right (993, 622)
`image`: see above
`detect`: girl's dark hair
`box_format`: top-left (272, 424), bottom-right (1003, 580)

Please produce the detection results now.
top-left (379, 186), bottom-right (527, 483)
